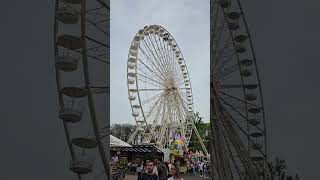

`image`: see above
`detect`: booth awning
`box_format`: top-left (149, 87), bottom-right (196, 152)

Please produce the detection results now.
top-left (110, 135), bottom-right (132, 147)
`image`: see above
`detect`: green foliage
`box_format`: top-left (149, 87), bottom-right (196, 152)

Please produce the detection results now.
top-left (189, 112), bottom-right (210, 152)
top-left (268, 157), bottom-right (301, 180)
top-left (110, 123), bottom-right (135, 141)
top-left (116, 158), bottom-right (128, 169)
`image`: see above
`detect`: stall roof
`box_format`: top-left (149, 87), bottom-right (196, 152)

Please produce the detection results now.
top-left (110, 135), bottom-right (132, 147)
top-left (112, 144), bottom-right (163, 154)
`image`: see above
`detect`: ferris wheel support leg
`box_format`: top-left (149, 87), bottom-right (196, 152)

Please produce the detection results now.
top-left (127, 128), bottom-right (139, 144)
top-left (191, 123), bottom-right (208, 155)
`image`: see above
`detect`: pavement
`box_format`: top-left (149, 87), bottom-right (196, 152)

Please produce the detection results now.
top-left (124, 173), bottom-right (209, 180)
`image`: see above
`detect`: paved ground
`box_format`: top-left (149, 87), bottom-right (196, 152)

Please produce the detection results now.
top-left (124, 174), bottom-right (208, 180)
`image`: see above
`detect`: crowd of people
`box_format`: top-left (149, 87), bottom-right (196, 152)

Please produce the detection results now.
top-left (134, 159), bottom-right (184, 180)
top-left (190, 159), bottom-right (210, 178)
top-left (111, 150), bottom-right (210, 179)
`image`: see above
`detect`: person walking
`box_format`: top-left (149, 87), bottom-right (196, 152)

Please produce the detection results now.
top-left (203, 162), bottom-right (208, 178)
top-left (199, 161), bottom-right (204, 177)
top-left (136, 162), bottom-right (144, 180)
top-left (167, 164), bottom-right (184, 180)
top-left (191, 162), bottom-right (196, 176)
top-left (141, 160), bottom-right (158, 180)
top-left (157, 159), bottom-right (168, 180)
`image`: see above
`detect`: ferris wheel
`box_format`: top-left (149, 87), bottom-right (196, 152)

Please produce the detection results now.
top-left (54, 0), bottom-right (110, 180)
top-left (126, 25), bottom-right (207, 154)
top-left (210, 0), bottom-right (268, 180)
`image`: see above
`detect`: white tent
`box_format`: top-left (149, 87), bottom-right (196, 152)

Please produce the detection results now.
top-left (110, 135), bottom-right (132, 147)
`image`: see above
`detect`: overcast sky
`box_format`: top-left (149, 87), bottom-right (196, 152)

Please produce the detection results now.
top-left (0, 0), bottom-right (319, 179)
top-left (242, 1), bottom-right (320, 178)
top-left (110, 0), bottom-right (210, 125)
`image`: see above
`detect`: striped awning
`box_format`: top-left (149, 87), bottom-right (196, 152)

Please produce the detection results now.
top-left (111, 144), bottom-right (163, 154)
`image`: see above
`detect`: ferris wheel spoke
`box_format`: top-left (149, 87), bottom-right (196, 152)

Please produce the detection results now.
top-left (167, 41), bottom-right (178, 75)
top-left (212, 13), bottom-right (228, 59)
top-left (138, 45), bottom-right (164, 77)
top-left (221, 114), bottom-right (266, 176)
top-left (136, 64), bottom-right (164, 85)
top-left (216, 39), bottom-right (234, 58)
top-left (221, 127), bottom-right (244, 179)
top-left (167, 43), bottom-right (176, 76)
top-left (161, 37), bottom-right (174, 74)
top-left (145, 106), bottom-right (161, 125)
top-left (137, 53), bottom-right (166, 83)
top-left (157, 107), bottom-right (168, 146)
top-left (137, 72), bottom-right (166, 87)
top-left (86, 6), bottom-right (105, 13)
top-left (216, 63), bottom-right (239, 78)
top-left (95, 0), bottom-right (109, 9)
top-left (157, 35), bottom-right (172, 76)
top-left (218, 90), bottom-right (261, 108)
top-left (173, 95), bottom-right (187, 124)
top-left (223, 108), bottom-right (260, 147)
top-left (177, 78), bottom-right (187, 88)
top-left (166, 97), bottom-right (175, 124)
top-left (88, 54), bottom-right (109, 64)
top-left (141, 39), bottom-right (170, 81)
top-left (136, 69), bottom-right (162, 88)
top-left (146, 35), bottom-right (171, 77)
top-left (144, 95), bottom-right (164, 116)
top-left (216, 51), bottom-right (237, 72)
top-left (144, 94), bottom-right (166, 120)
top-left (150, 100), bottom-right (166, 127)
top-left (225, 112), bottom-right (266, 158)
top-left (176, 94), bottom-right (189, 115)
top-left (178, 92), bottom-right (189, 104)
top-left (142, 40), bottom-right (168, 79)
top-left (178, 95), bottom-right (189, 110)
top-left (173, 65), bottom-right (184, 87)
top-left (137, 57), bottom-right (168, 85)
top-left (166, 48), bottom-right (176, 81)
top-left (177, 88), bottom-right (190, 101)
top-left (86, 18), bottom-right (109, 36)
top-left (175, 69), bottom-right (184, 88)
top-left (141, 92), bottom-right (163, 105)
top-left (137, 78), bottom-right (163, 88)
top-left (216, 23), bottom-right (232, 48)
top-left (70, 48), bottom-right (109, 64)
top-left (214, 50), bottom-right (232, 69)
top-left (153, 34), bottom-right (172, 77)
top-left (85, 36), bottom-right (108, 48)
top-left (217, 95), bottom-right (264, 132)
top-left (139, 46), bottom-right (169, 84)
top-left (139, 88), bottom-right (166, 91)
top-left (178, 89), bottom-right (187, 96)
top-left (218, 84), bottom-right (258, 89)
top-left (90, 86), bottom-right (109, 94)
top-left (60, 1), bottom-right (76, 9)
top-left (219, 112), bottom-right (257, 177)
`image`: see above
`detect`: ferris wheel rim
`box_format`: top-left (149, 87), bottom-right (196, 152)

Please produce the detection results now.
top-left (212, 0), bottom-right (267, 155)
top-left (211, 0), bottom-right (268, 179)
top-left (54, 0), bottom-right (110, 179)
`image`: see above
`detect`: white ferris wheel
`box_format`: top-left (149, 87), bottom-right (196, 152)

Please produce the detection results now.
top-left (125, 25), bottom-right (207, 154)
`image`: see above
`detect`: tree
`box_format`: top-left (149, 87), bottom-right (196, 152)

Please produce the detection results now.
top-left (188, 112), bottom-right (210, 152)
top-left (110, 123), bottom-right (135, 142)
top-left (267, 157), bottom-right (301, 180)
